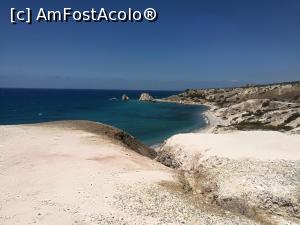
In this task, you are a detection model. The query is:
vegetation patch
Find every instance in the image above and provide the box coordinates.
[284,113,300,124]
[233,121,293,131]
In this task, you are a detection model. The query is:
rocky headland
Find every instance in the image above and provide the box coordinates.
[163,81,300,133]
[139,93,155,101]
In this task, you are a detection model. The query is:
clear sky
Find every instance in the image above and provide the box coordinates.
[0,0,299,90]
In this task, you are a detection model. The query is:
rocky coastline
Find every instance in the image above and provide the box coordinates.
[161,81,300,134]
[1,82,300,225]
[154,81,300,224]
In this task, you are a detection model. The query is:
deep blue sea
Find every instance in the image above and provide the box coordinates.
[0,89,207,145]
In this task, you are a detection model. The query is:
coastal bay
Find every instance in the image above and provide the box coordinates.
[0,89,207,145]
[1,82,300,224]
[2,1,300,224]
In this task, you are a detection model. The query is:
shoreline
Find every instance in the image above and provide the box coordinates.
[159,82,300,135]
[156,99,222,134]
[196,110,220,133]
[150,101,215,149]
[2,83,299,224]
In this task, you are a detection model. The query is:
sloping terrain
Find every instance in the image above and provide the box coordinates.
[0,121,258,225]
[164,81,300,132]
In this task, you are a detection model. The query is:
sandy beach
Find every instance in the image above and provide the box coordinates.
[197,109,223,133]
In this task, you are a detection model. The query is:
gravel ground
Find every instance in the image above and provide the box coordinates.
[156,132,300,224]
[109,183,259,225]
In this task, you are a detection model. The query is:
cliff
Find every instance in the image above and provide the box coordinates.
[157,131,300,224]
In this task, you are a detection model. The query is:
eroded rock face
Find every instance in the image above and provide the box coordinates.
[156,132,300,223]
[122,94,130,101]
[139,93,154,101]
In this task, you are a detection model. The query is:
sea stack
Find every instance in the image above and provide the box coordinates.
[122,94,129,101]
[139,93,154,101]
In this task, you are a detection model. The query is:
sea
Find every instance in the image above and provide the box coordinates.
[0,89,208,145]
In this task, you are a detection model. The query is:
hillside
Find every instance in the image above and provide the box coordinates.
[164,81,300,132]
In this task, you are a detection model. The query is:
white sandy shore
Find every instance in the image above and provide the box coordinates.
[0,122,258,225]
[197,110,224,133]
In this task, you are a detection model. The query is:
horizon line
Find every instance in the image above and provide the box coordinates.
[0,80,299,91]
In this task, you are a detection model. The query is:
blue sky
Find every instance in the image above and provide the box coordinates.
[0,0,300,90]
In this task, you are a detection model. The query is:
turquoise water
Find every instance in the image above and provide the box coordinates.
[0,89,208,145]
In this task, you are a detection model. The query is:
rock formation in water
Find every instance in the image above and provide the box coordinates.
[122,94,130,101]
[139,93,154,101]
